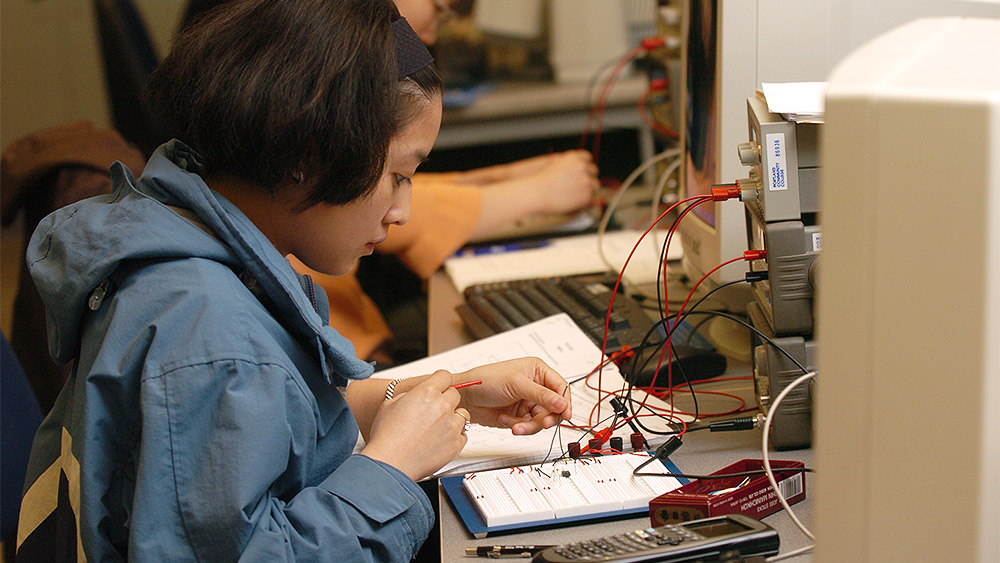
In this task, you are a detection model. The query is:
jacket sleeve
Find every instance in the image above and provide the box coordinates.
[130,358,434,562]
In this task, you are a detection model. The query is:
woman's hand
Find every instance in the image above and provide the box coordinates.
[455,357,573,435]
[360,370,470,481]
[357,358,571,480]
[469,150,599,239]
[527,151,600,215]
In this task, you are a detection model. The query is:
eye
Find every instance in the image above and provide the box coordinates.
[393,174,412,187]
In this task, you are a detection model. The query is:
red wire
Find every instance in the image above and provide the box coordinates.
[633,198,715,422]
[640,388,750,418]
[593,195,713,424]
[638,89,680,139]
[579,46,644,161]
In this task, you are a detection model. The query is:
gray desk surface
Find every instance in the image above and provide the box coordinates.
[434,77,652,153]
[427,272,814,561]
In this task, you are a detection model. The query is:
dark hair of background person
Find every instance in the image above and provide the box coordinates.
[148,0,439,208]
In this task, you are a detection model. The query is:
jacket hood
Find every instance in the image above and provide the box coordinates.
[26,141,373,383]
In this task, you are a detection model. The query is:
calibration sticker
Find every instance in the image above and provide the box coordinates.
[765,132,788,191]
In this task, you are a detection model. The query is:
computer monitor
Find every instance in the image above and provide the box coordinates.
[678,0,836,292]
[814,16,999,562]
[678,0,746,289]
[675,0,836,360]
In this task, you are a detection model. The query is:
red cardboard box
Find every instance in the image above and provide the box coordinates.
[649,459,806,526]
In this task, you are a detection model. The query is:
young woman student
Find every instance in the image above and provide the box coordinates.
[15,1,571,560]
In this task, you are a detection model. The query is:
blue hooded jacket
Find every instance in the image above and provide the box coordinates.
[16,141,434,562]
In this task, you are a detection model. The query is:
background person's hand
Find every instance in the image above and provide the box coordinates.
[524,151,599,215]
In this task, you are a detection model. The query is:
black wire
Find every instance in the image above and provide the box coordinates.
[571,250,802,446]
[620,278,750,430]
[614,332,691,435]
[684,315,713,346]
[540,383,575,466]
[674,424,712,433]
[655,199,709,316]
[630,340,700,420]
[628,197,724,425]
[681,310,811,375]
[610,303,809,438]
[632,276,746,389]
[631,452,665,474]
[585,198,714,437]
[642,282,808,378]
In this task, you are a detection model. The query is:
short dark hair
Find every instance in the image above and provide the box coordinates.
[147,0,440,207]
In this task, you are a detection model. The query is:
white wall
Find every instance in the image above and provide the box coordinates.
[0,0,187,151]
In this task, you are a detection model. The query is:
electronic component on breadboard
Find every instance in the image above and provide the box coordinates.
[462,454,682,528]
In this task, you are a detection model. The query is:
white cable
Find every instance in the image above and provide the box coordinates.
[647,157,683,257]
[762,370,817,556]
[595,147,681,273]
[765,543,815,562]
[647,156,682,228]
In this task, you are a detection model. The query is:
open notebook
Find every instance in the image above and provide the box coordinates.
[363,314,692,478]
[445,229,683,292]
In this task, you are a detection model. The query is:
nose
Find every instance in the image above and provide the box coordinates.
[384,183,412,227]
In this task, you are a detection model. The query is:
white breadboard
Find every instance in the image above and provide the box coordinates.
[462,454,682,528]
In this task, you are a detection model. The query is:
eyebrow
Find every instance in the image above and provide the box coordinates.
[392,146,430,168]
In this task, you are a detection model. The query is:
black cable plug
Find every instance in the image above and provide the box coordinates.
[609,397,629,416]
[709,414,765,432]
[611,397,650,449]
[654,436,683,460]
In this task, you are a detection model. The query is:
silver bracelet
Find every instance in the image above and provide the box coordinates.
[384,377,404,401]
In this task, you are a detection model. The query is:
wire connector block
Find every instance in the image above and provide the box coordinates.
[647,77,670,92]
[640,36,667,51]
[711,185,741,201]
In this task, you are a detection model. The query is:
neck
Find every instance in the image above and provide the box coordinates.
[208,174,298,256]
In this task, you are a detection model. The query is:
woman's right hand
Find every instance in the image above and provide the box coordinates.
[360,370,469,481]
[527,150,599,215]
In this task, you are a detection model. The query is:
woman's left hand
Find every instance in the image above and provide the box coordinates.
[456,357,573,435]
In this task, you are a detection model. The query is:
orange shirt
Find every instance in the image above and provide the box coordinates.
[290,172,481,360]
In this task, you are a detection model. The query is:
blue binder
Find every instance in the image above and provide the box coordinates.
[440,458,687,538]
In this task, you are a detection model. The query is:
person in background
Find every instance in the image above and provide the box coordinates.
[16,1,571,560]
[182,0,600,365]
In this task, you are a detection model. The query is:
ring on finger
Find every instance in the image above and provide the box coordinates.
[457,410,471,434]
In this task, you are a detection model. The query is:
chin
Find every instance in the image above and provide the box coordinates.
[293,255,358,278]
[325,260,358,277]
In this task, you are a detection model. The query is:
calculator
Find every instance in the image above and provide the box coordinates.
[531,514,779,562]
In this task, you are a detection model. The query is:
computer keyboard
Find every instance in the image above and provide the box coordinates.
[455,272,655,353]
[455,272,728,385]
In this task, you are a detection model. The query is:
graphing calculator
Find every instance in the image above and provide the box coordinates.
[531,514,779,562]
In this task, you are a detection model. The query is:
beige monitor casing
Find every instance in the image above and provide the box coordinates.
[816,17,1000,563]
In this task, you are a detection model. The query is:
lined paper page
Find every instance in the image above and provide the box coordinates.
[365,314,691,477]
